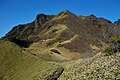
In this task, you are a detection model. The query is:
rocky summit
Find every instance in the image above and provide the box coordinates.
[0,10,120,80]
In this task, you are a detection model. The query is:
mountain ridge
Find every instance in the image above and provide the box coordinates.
[0,10,120,80]
[2,10,120,61]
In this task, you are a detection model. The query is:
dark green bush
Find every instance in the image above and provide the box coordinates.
[103,47,117,56]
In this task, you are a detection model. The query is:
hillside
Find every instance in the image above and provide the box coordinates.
[0,10,120,80]
[0,40,64,80]
[3,10,120,61]
[59,52,120,80]
[0,40,119,80]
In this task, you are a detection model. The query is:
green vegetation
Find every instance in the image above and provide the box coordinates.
[103,35,120,56]
[33,66,64,80]
[0,40,120,80]
[52,13,68,20]
[51,10,69,20]
[103,47,116,56]
[1,10,120,80]
[0,40,62,80]
[108,35,120,43]
[59,52,120,80]
[79,15,86,20]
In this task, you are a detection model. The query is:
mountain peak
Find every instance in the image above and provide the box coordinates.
[60,10,73,15]
[114,19,120,25]
[3,10,119,59]
[62,10,71,13]
[52,10,77,20]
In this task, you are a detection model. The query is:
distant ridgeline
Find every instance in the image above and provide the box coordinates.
[2,10,120,60]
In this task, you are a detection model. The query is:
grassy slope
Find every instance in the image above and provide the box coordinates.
[27,24,81,62]
[0,40,120,80]
[0,41,120,80]
[0,40,63,80]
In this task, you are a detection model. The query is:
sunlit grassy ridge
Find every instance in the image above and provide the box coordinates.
[27,24,81,61]
[0,40,63,80]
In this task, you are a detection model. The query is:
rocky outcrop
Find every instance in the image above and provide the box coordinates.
[3,14,54,47]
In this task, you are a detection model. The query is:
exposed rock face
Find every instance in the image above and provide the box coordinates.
[114,19,120,26]
[113,19,120,36]
[35,14,54,27]
[4,14,54,47]
[3,10,120,60]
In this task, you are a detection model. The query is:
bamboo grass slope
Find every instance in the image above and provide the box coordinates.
[1,10,120,80]
[0,40,63,80]
[0,40,119,80]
